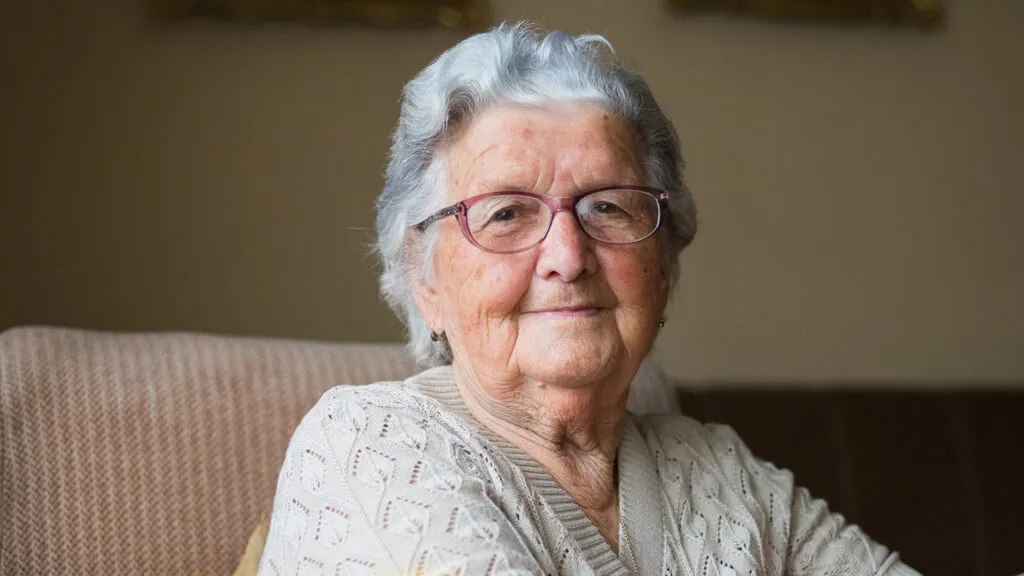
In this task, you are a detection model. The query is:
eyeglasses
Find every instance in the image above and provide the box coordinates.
[413,186,669,254]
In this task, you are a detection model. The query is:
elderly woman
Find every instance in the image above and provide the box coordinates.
[260,24,918,576]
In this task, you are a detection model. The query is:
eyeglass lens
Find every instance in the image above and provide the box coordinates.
[465,189,661,253]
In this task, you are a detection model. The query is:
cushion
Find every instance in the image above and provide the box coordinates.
[0,327,417,575]
[0,326,678,575]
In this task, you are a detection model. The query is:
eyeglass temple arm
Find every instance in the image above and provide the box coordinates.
[414,205,460,232]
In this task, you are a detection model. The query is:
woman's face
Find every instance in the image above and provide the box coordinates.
[414,103,670,391]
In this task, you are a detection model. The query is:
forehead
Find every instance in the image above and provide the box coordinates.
[446,103,643,190]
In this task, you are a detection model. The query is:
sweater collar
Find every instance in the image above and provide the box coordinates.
[409,365,662,575]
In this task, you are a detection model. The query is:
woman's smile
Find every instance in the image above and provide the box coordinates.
[523,306,605,318]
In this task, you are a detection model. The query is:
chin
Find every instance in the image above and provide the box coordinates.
[516,333,620,389]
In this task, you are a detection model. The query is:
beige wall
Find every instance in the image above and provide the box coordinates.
[2,0,1021,383]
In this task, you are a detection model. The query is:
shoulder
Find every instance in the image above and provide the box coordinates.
[292,378,484,469]
[301,365,465,425]
[298,370,462,437]
[262,380,542,574]
[314,378,437,416]
[632,411,796,508]
[286,374,522,503]
[281,381,457,494]
[633,411,770,462]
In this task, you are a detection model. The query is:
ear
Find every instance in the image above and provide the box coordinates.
[412,273,444,335]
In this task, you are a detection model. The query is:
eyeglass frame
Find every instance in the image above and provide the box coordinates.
[412,185,670,254]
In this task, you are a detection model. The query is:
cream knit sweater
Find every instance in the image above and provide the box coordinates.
[259,367,920,576]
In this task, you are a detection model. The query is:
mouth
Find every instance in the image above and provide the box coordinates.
[525,306,605,317]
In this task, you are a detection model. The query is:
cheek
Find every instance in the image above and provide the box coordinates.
[444,247,533,325]
[605,245,666,313]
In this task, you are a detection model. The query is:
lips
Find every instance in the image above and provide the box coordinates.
[520,293,611,315]
[524,305,605,315]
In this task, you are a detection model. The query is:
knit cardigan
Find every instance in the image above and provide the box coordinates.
[259,366,920,576]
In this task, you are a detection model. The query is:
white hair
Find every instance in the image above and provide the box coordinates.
[373,22,698,366]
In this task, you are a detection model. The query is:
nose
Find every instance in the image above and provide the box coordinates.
[535,209,598,282]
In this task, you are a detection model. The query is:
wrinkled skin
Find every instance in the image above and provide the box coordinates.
[412,103,670,548]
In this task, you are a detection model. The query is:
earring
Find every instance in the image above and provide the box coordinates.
[657,318,666,328]
[430,331,447,343]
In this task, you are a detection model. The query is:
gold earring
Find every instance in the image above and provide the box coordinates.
[430,331,447,343]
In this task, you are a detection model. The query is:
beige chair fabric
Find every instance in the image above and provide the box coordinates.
[0,327,418,575]
[0,326,678,575]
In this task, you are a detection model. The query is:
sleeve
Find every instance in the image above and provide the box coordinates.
[786,486,922,576]
[702,423,922,576]
[257,385,542,576]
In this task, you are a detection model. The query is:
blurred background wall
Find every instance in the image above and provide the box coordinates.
[1,0,1021,384]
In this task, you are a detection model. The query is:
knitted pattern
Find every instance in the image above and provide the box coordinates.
[260,367,920,576]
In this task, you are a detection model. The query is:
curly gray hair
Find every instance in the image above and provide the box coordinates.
[374,22,698,367]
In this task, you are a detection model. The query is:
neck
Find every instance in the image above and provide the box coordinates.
[451,362,628,546]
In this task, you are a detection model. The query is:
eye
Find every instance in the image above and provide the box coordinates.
[594,202,620,214]
[492,208,518,222]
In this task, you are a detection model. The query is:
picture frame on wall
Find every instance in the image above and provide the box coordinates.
[668,0,944,26]
[152,0,489,30]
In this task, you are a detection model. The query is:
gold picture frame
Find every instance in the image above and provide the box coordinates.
[668,0,944,26]
[153,0,489,30]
